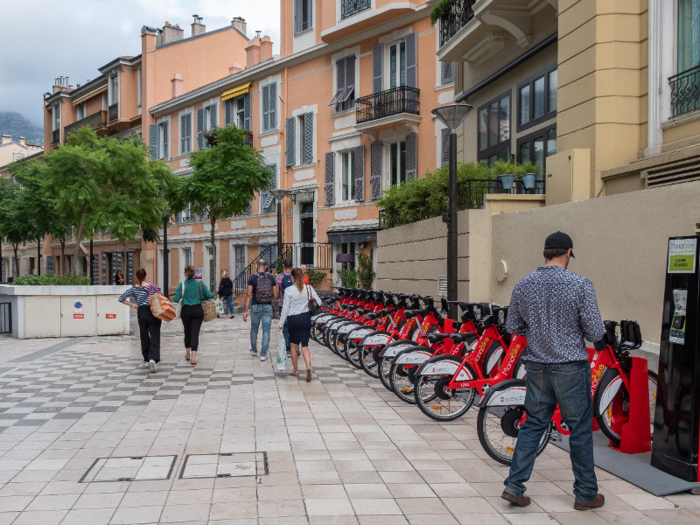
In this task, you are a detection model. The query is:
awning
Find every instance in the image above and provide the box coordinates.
[222,82,252,101]
[327,230,378,244]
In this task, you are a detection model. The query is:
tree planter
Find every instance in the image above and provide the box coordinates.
[520,173,536,190]
[498,174,515,191]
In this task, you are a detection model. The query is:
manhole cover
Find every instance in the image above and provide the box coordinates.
[179,452,268,479]
[79,455,177,483]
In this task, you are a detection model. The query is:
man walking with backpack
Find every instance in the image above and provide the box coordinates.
[276,258,293,357]
[243,259,278,361]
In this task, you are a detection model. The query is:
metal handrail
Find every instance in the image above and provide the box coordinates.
[356,86,420,124]
[280,242,334,270]
[108,103,119,122]
[439,0,476,48]
[341,0,371,19]
[670,64,700,118]
[232,245,274,296]
[65,111,108,138]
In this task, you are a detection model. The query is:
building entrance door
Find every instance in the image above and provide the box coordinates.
[300,203,314,267]
[234,246,245,280]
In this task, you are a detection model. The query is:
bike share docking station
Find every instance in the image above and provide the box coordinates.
[652,236,700,482]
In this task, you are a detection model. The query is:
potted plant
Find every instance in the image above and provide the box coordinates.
[491,159,518,191]
[516,161,539,191]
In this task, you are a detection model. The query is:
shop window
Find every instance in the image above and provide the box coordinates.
[477,91,511,166]
[517,63,557,132]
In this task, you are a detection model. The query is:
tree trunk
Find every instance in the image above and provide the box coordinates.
[210,214,216,292]
[60,239,66,276]
[123,241,128,285]
[12,244,19,279]
[70,204,89,275]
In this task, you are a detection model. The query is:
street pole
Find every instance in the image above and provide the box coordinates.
[446,131,458,321]
[37,238,41,276]
[0,238,3,283]
[163,216,169,297]
[277,199,282,265]
[89,239,93,284]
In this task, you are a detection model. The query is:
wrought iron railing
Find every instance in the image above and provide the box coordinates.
[51,129,60,145]
[439,0,476,48]
[64,111,108,138]
[108,103,119,122]
[232,245,274,297]
[280,243,334,270]
[670,65,700,118]
[356,86,420,124]
[341,0,371,19]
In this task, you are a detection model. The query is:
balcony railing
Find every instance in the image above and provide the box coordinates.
[280,242,334,270]
[356,86,420,124]
[438,0,476,48]
[670,65,700,118]
[51,129,60,145]
[64,111,108,138]
[108,103,119,122]
[341,0,371,19]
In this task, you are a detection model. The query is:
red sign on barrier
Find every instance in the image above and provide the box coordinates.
[106,314,116,319]
[74,314,84,319]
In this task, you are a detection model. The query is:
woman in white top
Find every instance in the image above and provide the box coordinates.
[279,268,322,381]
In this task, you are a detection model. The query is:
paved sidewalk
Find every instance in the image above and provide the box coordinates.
[0,316,697,525]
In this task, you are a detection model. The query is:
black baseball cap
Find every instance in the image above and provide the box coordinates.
[544,231,575,258]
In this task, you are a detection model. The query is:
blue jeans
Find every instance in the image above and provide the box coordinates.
[283,319,290,354]
[250,304,273,356]
[222,295,234,315]
[505,360,598,503]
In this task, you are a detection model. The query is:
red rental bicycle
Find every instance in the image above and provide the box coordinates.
[475,319,659,465]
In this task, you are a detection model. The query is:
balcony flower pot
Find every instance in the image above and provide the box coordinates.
[520,173,536,190]
[498,173,515,191]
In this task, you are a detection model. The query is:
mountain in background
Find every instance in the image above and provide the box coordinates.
[0,112,43,145]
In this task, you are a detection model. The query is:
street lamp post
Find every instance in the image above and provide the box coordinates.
[431,104,473,320]
[270,189,290,265]
[163,216,169,297]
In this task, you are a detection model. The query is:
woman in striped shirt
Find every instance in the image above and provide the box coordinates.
[118,268,163,373]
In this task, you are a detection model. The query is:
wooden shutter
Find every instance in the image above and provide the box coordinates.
[406,133,418,180]
[269,83,277,130]
[354,145,365,201]
[243,93,251,131]
[441,128,450,167]
[209,104,217,129]
[261,163,277,213]
[149,124,158,160]
[372,44,384,93]
[225,99,232,126]
[370,141,383,200]
[324,151,335,206]
[294,0,301,34]
[162,121,169,159]
[286,116,295,166]
[441,61,454,85]
[197,108,204,149]
[344,55,356,100]
[303,112,313,164]
[181,113,192,154]
[262,85,270,132]
[405,32,418,88]
[329,57,346,106]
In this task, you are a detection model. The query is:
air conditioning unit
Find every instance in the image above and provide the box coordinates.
[437,275,447,297]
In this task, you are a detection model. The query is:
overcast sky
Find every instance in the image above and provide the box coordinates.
[0,0,281,130]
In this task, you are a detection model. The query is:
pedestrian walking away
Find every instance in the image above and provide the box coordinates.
[174,265,213,365]
[118,268,162,373]
[218,269,235,319]
[279,268,322,382]
[276,258,294,357]
[502,231,606,511]
[243,259,278,360]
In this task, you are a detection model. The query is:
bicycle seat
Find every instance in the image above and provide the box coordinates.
[366,313,378,320]
[427,333,451,344]
[358,309,372,315]
[453,321,463,330]
[403,310,418,318]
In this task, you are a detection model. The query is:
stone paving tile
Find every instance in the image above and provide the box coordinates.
[0,317,696,524]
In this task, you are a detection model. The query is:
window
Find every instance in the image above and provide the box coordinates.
[261,83,278,132]
[52,104,60,131]
[517,64,557,132]
[329,56,356,112]
[390,141,407,186]
[477,91,511,166]
[517,124,556,189]
[235,97,245,128]
[76,102,86,120]
[441,61,454,85]
[294,0,313,34]
[678,0,700,73]
[110,74,119,105]
[389,41,406,88]
[46,256,55,274]
[177,205,194,223]
[340,243,356,271]
[182,248,192,267]
[341,150,356,201]
[158,121,169,160]
[180,113,192,155]
[138,68,142,106]
[197,103,217,149]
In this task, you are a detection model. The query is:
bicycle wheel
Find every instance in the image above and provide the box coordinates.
[378,357,393,392]
[360,345,380,378]
[389,362,419,404]
[594,368,658,446]
[345,339,364,369]
[482,341,505,378]
[477,405,551,466]
[414,362,477,421]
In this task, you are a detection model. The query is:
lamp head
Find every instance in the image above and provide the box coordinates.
[431,103,473,132]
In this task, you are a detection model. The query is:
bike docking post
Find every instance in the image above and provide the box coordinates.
[610,356,652,454]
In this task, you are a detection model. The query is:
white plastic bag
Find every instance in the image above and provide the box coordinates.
[276,330,287,373]
[215,298,224,315]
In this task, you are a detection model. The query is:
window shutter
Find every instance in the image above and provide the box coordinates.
[406,133,418,180]
[243,202,251,215]
[329,57,346,106]
[197,108,204,149]
[286,116,296,166]
[262,85,270,132]
[209,104,217,129]
[372,44,384,93]
[162,121,169,160]
[441,128,450,167]
[180,115,187,154]
[149,124,158,160]
[324,151,335,206]
[294,0,301,34]
[243,93,251,131]
[225,99,232,126]
[370,141,382,200]
[441,61,454,85]
[303,112,313,164]
[261,163,277,213]
[354,145,365,201]
[405,32,418,88]
[269,83,277,130]
[344,55,356,99]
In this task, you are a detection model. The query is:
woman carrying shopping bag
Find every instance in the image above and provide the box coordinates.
[118,268,163,373]
[278,268,322,382]
[173,265,213,365]
[218,270,235,319]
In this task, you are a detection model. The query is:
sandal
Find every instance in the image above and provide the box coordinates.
[191,352,197,366]
[185,350,191,361]
[290,370,299,377]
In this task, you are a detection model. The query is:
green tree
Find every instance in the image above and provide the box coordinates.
[179,126,273,286]
[0,179,37,277]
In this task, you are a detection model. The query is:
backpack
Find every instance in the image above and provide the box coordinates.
[281,273,293,293]
[254,272,274,304]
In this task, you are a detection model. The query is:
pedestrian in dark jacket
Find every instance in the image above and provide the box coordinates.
[218,270,234,319]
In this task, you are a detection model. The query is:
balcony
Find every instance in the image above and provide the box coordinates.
[321,1,414,43]
[341,0,371,19]
[51,130,60,145]
[438,0,476,48]
[108,103,119,122]
[64,111,108,139]
[670,65,700,119]
[355,86,421,132]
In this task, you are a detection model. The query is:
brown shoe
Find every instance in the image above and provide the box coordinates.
[574,494,605,511]
[306,369,312,382]
[501,490,531,507]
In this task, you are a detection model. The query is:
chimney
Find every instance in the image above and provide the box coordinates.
[261,36,273,62]
[171,73,183,99]
[231,17,246,36]
[191,15,205,37]
[229,62,243,75]
[245,36,262,68]
[1,135,11,145]
[162,21,184,44]
[19,136,26,146]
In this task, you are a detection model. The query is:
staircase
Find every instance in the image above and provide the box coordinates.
[231,245,276,304]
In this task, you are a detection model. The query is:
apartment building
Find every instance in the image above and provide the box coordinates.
[40,17,250,283]
[149,0,456,294]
